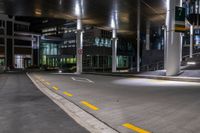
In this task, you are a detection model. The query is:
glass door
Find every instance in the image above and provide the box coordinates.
[24,58,31,68]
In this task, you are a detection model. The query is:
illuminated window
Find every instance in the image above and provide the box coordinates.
[100,38,104,46]
[95,37,100,46]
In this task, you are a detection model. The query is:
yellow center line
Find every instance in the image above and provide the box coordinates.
[45,82,51,85]
[80,101,99,111]
[52,86,59,91]
[63,91,73,97]
[122,123,151,133]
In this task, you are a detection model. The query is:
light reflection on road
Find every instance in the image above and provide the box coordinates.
[112,78,200,87]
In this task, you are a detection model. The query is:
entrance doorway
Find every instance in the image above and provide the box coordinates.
[15,55,31,69]
[0,57,5,66]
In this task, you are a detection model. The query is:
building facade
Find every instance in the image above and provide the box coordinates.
[39,21,135,72]
[0,15,40,69]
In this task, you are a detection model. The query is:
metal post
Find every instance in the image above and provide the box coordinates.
[180,33,183,62]
[37,36,40,67]
[12,17,14,68]
[76,18,83,74]
[137,0,141,72]
[164,25,167,70]
[180,0,183,62]
[4,20,7,69]
[31,35,34,66]
[112,29,117,72]
[165,0,181,76]
[190,25,193,58]
[146,21,150,50]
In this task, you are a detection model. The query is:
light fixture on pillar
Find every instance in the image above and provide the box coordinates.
[75,0,84,18]
[59,0,62,5]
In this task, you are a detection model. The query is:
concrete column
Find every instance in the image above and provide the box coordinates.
[137,0,141,72]
[112,29,117,72]
[146,21,150,50]
[165,0,181,76]
[76,18,83,74]
[164,25,168,70]
[190,25,193,58]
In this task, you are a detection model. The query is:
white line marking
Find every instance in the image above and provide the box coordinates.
[71,77,94,83]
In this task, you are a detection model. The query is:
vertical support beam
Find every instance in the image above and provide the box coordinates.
[190,25,193,58]
[112,29,117,72]
[137,0,141,72]
[97,55,99,68]
[164,25,167,70]
[180,0,183,62]
[180,33,183,62]
[4,20,7,68]
[76,18,83,74]
[12,17,14,68]
[165,0,181,76]
[146,21,150,50]
[31,35,34,66]
[37,36,40,66]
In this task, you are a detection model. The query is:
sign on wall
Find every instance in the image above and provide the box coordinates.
[175,6,186,32]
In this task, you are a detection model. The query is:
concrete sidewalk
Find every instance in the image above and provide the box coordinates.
[0,73,89,133]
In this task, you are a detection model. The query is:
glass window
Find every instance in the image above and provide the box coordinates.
[117,56,129,68]
[0,58,5,65]
[95,37,100,46]
[100,38,104,46]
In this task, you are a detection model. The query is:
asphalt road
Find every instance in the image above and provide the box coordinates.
[0,72,89,133]
[31,72,200,133]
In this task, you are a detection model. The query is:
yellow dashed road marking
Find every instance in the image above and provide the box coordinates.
[45,82,51,85]
[148,79,166,83]
[81,101,99,111]
[52,86,59,91]
[63,91,73,97]
[122,123,151,133]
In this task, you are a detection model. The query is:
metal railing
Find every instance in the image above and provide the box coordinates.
[130,51,200,73]
[182,52,200,61]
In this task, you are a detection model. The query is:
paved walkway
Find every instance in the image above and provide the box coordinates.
[0,73,89,133]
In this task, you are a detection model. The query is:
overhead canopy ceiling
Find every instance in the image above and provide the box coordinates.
[0,0,167,37]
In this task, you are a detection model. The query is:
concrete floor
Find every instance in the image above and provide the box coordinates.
[0,73,89,133]
[31,72,200,133]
